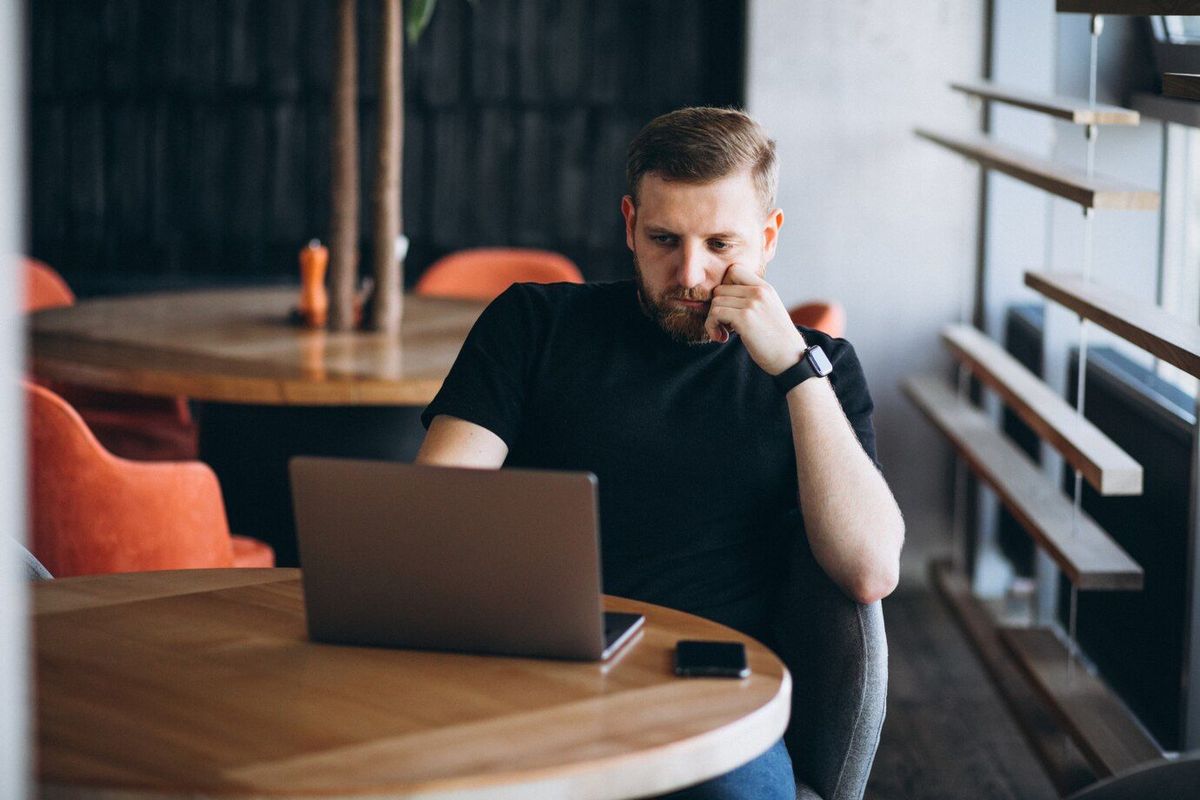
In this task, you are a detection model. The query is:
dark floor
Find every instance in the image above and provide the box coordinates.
[865,584,1059,800]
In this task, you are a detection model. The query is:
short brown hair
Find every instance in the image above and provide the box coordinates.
[625,107,778,213]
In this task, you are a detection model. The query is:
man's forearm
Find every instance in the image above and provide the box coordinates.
[786,377,904,604]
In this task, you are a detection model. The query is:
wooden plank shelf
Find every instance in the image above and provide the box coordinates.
[950,80,1139,125]
[914,129,1160,211]
[930,560,1097,796]
[904,376,1143,590]
[942,323,1143,496]
[1058,1,1200,13]
[1025,271,1200,378]
[1164,73,1200,103]
[998,626,1163,778]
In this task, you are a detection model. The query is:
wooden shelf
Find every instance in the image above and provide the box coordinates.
[999,626,1163,778]
[942,324,1142,496]
[1132,92,1200,130]
[1058,1,1200,13]
[914,129,1160,211]
[904,376,1143,590]
[1164,73,1200,103]
[950,80,1139,125]
[1025,272,1200,378]
[930,560,1097,797]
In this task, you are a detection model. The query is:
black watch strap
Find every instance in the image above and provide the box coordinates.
[772,344,832,394]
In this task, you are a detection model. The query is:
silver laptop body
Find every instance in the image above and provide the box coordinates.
[289,457,642,661]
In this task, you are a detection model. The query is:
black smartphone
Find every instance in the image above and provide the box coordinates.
[674,640,750,678]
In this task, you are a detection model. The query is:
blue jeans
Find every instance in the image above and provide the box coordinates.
[655,738,795,799]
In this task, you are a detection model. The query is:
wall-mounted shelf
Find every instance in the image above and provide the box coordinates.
[950,80,1139,125]
[904,376,1143,590]
[942,324,1143,496]
[914,129,1160,211]
[930,561,1100,796]
[1131,92,1200,130]
[999,626,1164,777]
[1025,271,1200,378]
[1057,1,1200,13]
[1164,74,1200,103]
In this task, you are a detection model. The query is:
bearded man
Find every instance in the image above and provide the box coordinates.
[417,106,904,799]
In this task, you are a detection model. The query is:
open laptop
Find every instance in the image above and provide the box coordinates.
[289,457,644,661]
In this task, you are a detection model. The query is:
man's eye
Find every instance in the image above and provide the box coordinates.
[709,240,731,251]
[651,235,676,245]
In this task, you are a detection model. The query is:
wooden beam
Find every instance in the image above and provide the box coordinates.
[942,324,1143,496]
[929,561,1098,796]
[1164,74,1200,103]
[915,129,1159,211]
[950,80,1139,125]
[1058,1,1200,13]
[1025,272,1200,378]
[904,376,1143,590]
[999,627,1163,778]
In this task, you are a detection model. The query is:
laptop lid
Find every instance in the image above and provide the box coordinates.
[289,457,620,661]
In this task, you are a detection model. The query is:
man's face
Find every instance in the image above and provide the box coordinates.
[622,170,783,344]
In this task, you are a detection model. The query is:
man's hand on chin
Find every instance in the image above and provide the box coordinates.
[705,263,807,376]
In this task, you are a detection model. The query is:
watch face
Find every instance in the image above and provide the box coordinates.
[807,345,833,376]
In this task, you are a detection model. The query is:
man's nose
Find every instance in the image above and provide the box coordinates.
[676,241,712,289]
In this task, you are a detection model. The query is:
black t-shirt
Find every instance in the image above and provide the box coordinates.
[422,280,877,627]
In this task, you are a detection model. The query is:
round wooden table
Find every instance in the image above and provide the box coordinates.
[29,288,487,406]
[34,569,792,800]
[29,289,488,565]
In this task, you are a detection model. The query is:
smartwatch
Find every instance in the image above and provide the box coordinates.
[772,344,832,394]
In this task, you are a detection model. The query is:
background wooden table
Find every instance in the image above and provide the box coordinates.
[29,289,488,565]
[34,569,791,800]
[29,288,486,406]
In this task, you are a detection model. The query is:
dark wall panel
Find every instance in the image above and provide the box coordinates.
[30,0,746,296]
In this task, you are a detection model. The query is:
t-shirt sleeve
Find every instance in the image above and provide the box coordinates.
[822,335,880,470]
[420,285,544,447]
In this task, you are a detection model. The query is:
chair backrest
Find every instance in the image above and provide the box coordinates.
[26,381,235,577]
[1065,751,1200,800]
[789,301,846,339]
[13,538,53,581]
[772,527,887,799]
[414,248,584,302]
[24,257,75,312]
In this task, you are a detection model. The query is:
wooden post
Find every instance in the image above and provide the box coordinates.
[329,0,359,332]
[369,0,403,332]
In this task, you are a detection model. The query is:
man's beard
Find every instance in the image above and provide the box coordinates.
[632,251,713,345]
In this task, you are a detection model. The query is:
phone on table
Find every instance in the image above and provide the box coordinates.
[674,640,750,678]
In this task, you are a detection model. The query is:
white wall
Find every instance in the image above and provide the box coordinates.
[747,1,985,570]
[1,0,29,795]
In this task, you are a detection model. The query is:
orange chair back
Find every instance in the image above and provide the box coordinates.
[789,301,846,339]
[415,248,584,302]
[24,257,75,312]
[27,381,236,577]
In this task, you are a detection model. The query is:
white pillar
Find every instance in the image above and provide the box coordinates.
[0,0,30,796]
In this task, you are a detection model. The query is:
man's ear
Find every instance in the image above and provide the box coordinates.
[621,195,637,251]
[762,208,785,264]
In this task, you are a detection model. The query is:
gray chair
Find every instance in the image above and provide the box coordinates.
[14,538,52,581]
[771,530,888,800]
[1064,752,1200,800]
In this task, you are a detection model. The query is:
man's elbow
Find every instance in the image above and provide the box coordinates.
[849,565,899,605]
[849,521,904,604]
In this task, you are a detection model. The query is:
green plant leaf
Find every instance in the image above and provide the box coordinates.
[406,0,437,44]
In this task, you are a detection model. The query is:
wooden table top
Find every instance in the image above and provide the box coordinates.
[34,569,791,800]
[29,288,487,406]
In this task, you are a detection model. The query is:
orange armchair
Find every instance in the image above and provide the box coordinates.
[24,257,75,311]
[27,381,274,577]
[788,301,846,339]
[23,257,198,461]
[415,247,584,302]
